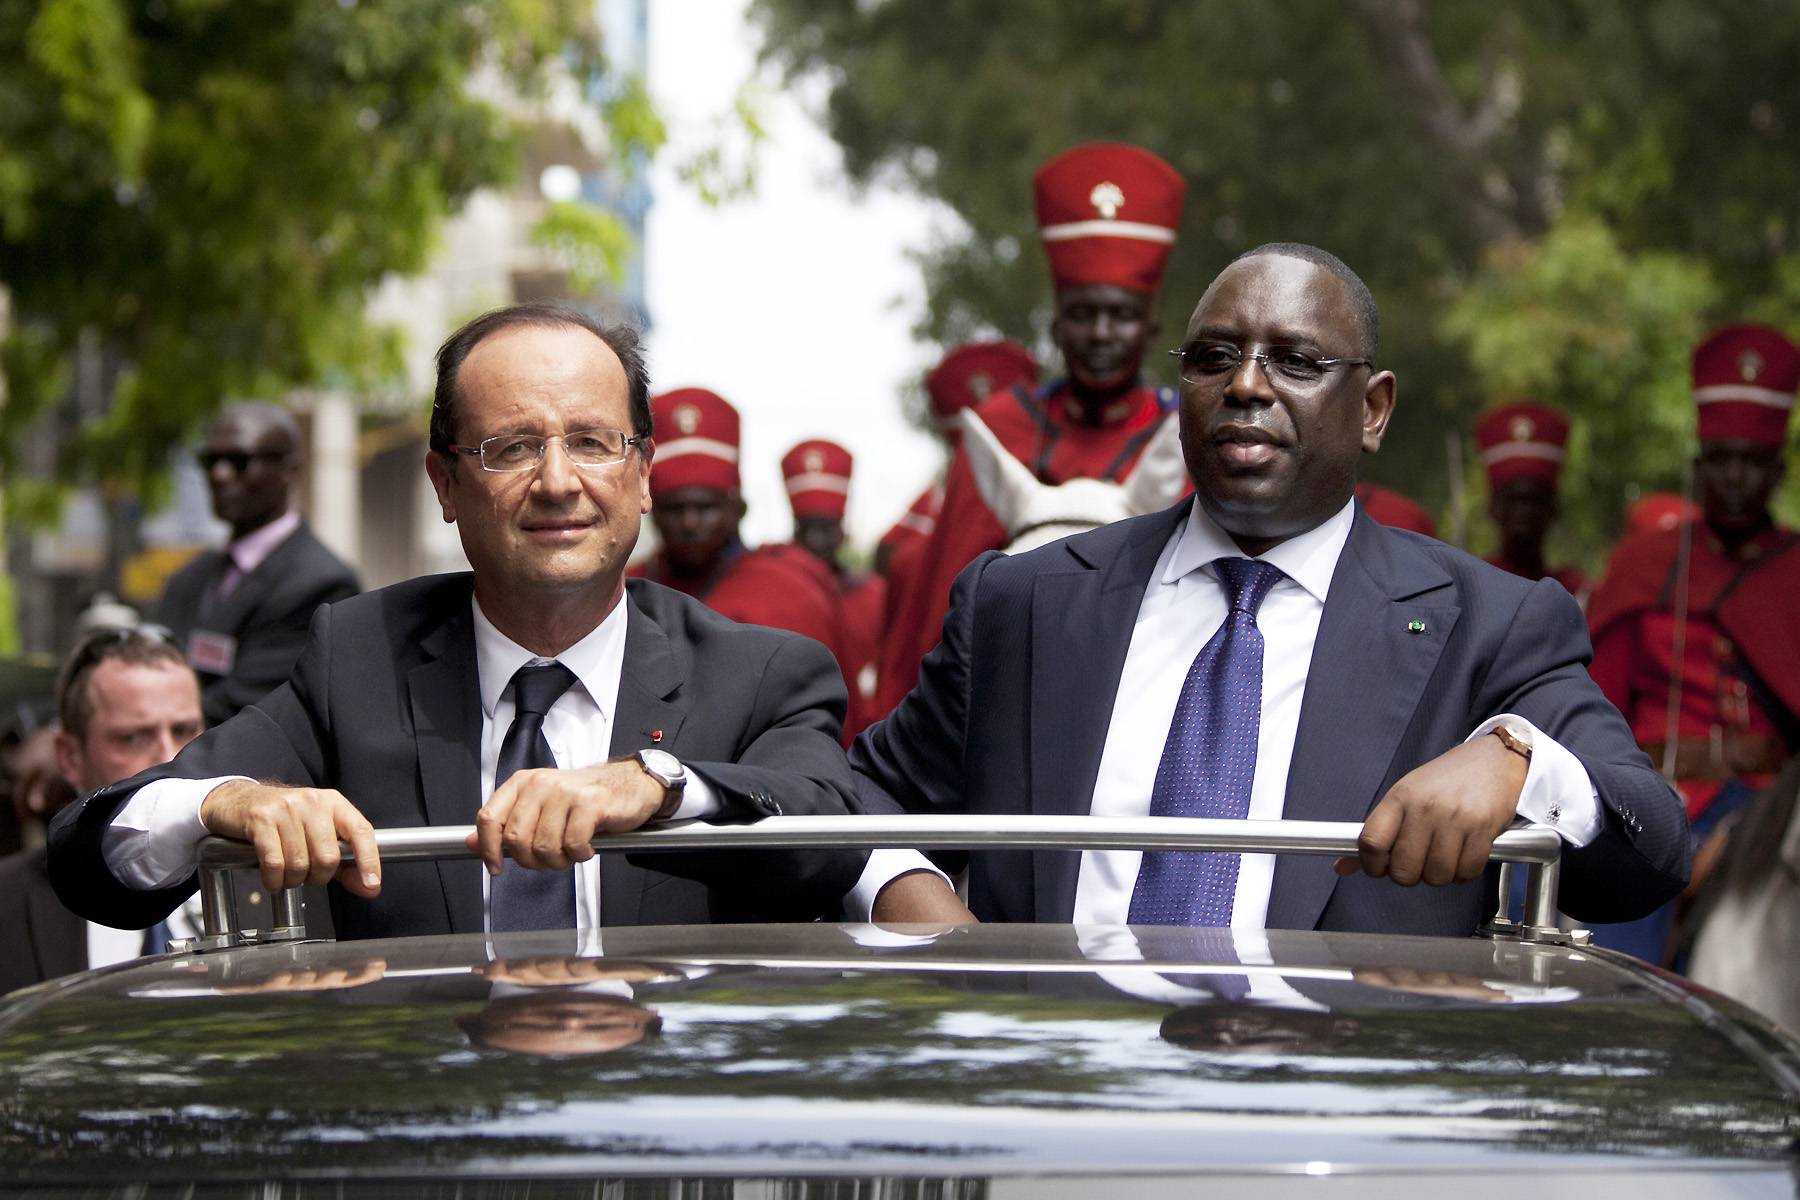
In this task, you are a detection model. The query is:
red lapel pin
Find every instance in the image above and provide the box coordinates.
[650,729,664,743]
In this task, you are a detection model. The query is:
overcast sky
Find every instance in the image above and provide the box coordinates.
[643,0,955,549]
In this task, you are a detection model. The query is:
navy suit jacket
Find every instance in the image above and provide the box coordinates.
[156,521,360,727]
[52,575,864,938]
[852,500,1688,935]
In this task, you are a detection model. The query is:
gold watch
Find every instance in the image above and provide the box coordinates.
[1491,725,1533,763]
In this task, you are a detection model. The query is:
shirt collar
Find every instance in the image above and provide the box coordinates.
[226,509,300,572]
[1161,496,1355,605]
[471,593,630,721]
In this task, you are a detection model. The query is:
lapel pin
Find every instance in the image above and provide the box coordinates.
[1406,619,1427,635]
[650,729,664,743]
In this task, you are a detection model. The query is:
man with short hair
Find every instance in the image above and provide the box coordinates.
[0,627,203,991]
[876,143,1185,715]
[858,243,1687,934]
[50,305,863,939]
[157,402,360,726]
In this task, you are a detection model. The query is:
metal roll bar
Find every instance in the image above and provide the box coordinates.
[181,815,1574,953]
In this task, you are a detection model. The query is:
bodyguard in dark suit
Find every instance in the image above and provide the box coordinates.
[157,402,360,727]
[856,243,1688,934]
[52,306,861,938]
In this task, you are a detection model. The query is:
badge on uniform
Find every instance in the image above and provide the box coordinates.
[187,629,237,675]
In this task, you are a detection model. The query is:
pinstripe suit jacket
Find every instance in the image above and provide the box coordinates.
[851,499,1688,935]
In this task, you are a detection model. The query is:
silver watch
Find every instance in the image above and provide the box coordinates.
[635,748,687,819]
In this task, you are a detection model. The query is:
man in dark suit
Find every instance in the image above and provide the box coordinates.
[51,305,861,938]
[855,243,1688,935]
[157,402,360,727]
[1,627,203,992]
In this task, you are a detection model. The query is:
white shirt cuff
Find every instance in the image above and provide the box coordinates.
[668,772,723,821]
[845,849,953,921]
[102,776,250,889]
[1466,715,1602,848]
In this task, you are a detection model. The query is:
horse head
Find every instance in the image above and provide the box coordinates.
[959,406,1189,554]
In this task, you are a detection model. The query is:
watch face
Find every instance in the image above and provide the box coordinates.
[639,748,683,783]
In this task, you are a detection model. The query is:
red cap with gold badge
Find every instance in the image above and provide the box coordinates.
[925,341,1040,421]
[781,439,853,521]
[1692,324,1800,446]
[1475,403,1571,491]
[650,388,739,496]
[1033,142,1185,296]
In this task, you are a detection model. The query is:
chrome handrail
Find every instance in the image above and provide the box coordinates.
[186,815,1571,951]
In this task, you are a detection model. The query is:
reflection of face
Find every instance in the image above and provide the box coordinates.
[425,325,651,622]
[464,992,662,1056]
[1695,438,1783,538]
[1177,254,1395,555]
[793,515,845,567]
[55,660,203,792]
[651,485,744,573]
[1490,477,1557,551]
[1052,283,1158,394]
[203,414,296,536]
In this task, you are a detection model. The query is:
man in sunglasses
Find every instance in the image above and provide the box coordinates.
[157,402,360,727]
[51,305,863,940]
[857,243,1688,935]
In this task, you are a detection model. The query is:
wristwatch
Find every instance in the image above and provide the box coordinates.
[1491,725,1533,763]
[635,748,687,819]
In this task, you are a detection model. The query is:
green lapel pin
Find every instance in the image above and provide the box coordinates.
[1406,619,1427,635]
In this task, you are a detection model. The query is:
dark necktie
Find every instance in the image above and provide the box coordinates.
[140,919,172,957]
[490,661,579,932]
[1128,557,1285,927]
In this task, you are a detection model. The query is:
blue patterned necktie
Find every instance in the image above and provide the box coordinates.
[490,661,579,932]
[1128,557,1285,927]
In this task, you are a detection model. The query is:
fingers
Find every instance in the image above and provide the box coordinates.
[336,801,382,897]
[477,765,656,875]
[474,781,519,876]
[1355,796,1402,879]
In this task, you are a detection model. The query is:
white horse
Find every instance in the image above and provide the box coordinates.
[958,407,1190,553]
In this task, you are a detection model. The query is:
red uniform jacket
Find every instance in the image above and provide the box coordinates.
[874,379,1177,716]
[1588,523,1800,816]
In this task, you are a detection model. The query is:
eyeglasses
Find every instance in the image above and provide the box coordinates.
[447,429,645,473]
[197,449,290,474]
[1169,342,1375,389]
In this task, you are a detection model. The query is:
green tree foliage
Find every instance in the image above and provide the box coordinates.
[751,0,1800,563]
[0,0,660,513]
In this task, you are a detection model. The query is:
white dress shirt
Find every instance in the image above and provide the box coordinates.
[1072,498,1602,928]
[104,595,722,934]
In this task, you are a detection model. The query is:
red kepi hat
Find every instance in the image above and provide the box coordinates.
[925,341,1040,422]
[650,388,739,496]
[1475,403,1571,491]
[782,439,853,521]
[1692,324,1800,446]
[1034,142,1185,296]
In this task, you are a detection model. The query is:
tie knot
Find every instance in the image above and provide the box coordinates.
[509,661,577,717]
[1213,557,1284,615]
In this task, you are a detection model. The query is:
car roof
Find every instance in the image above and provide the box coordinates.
[1,922,1796,1192]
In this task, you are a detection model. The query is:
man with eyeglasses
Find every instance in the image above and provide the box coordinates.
[857,242,1687,935]
[875,143,1186,720]
[156,402,360,727]
[1,627,203,991]
[1587,325,1800,961]
[50,304,863,940]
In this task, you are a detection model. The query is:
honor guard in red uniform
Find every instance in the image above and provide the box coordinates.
[1475,402,1588,601]
[1588,325,1800,959]
[783,438,885,740]
[631,389,846,675]
[875,340,1041,579]
[1352,481,1439,537]
[875,142,1186,715]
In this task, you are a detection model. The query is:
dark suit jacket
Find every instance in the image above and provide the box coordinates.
[51,575,863,937]
[0,846,85,992]
[156,521,361,726]
[852,500,1689,935]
